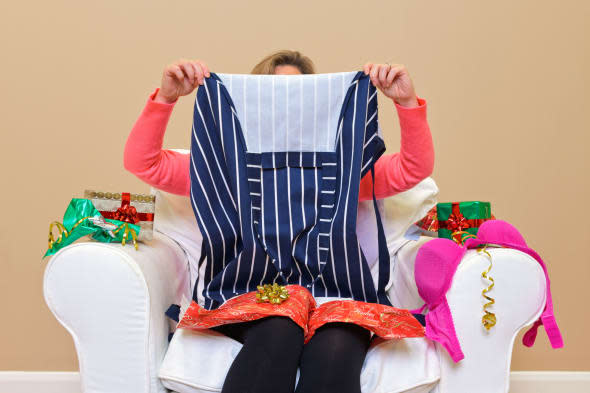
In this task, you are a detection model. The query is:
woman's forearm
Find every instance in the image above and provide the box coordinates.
[358,96,434,201]
[123,87,191,196]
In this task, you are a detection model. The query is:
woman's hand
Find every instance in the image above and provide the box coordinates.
[154,59,211,104]
[363,63,418,108]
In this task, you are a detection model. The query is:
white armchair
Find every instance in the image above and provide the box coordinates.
[43,173,547,393]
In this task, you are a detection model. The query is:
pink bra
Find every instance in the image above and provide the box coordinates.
[411,219,563,362]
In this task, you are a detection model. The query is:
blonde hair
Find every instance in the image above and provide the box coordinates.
[250,50,316,75]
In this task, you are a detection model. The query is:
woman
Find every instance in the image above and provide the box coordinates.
[124,50,434,393]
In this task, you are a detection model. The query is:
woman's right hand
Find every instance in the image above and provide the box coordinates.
[154,59,211,104]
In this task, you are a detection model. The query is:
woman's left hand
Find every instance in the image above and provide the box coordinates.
[363,63,419,108]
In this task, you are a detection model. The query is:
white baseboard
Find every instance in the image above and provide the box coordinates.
[0,372,80,393]
[509,371,590,393]
[0,371,588,392]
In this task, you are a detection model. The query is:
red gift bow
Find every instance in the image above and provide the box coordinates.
[444,211,470,232]
[438,203,491,242]
[112,204,140,224]
[99,192,154,224]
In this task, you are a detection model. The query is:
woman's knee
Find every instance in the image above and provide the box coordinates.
[243,316,305,355]
[295,323,371,393]
[308,322,371,355]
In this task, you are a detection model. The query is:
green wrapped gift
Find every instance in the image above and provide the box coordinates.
[43,198,141,258]
[437,201,494,244]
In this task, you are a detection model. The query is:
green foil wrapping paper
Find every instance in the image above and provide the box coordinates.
[43,198,141,258]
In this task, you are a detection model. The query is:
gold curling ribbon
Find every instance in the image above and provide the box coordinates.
[450,230,477,245]
[48,216,139,251]
[256,283,290,304]
[48,216,94,250]
[111,222,139,250]
[477,244,496,330]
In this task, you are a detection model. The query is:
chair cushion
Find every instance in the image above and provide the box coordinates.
[159,328,440,393]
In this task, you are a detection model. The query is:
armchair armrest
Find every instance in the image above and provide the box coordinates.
[43,231,190,393]
[437,247,546,393]
[387,237,547,393]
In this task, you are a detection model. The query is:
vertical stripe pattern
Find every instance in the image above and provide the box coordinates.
[189,71,390,310]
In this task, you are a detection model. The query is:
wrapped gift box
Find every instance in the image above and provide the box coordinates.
[437,201,493,243]
[414,206,438,236]
[414,201,495,244]
[84,190,155,241]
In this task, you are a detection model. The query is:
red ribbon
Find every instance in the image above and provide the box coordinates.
[99,192,154,224]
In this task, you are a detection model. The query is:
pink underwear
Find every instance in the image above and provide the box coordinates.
[412,219,563,362]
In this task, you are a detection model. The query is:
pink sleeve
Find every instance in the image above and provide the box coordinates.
[123,87,191,196]
[358,96,434,201]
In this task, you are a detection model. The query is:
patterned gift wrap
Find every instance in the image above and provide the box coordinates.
[414,205,439,236]
[177,285,425,343]
[306,300,425,343]
[437,201,493,243]
[177,285,316,337]
[84,190,155,241]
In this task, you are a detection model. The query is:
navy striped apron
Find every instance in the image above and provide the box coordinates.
[188,71,393,310]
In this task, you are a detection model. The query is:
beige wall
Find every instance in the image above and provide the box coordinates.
[1,0,588,371]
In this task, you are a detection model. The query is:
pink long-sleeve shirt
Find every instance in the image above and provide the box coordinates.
[124,86,434,201]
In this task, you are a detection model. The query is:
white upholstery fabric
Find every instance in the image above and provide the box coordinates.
[438,248,547,393]
[159,329,242,392]
[150,176,203,302]
[43,233,189,393]
[387,236,433,310]
[361,338,440,393]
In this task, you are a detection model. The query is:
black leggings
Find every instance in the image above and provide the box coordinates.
[210,316,372,393]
